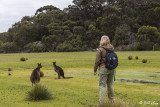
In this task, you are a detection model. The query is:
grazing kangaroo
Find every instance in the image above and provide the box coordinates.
[30,63,42,86]
[52,62,65,79]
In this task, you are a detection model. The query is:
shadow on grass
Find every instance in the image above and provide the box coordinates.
[96,99,131,107]
[64,77,73,79]
[94,100,132,107]
[54,77,73,79]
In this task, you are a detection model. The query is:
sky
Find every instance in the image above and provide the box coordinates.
[0,0,73,33]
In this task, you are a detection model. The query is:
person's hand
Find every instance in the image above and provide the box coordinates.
[94,72,97,75]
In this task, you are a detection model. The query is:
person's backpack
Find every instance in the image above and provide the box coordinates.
[105,50,118,70]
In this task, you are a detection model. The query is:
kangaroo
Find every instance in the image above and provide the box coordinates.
[30,63,42,86]
[52,62,65,79]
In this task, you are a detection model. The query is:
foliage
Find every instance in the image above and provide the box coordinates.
[100,14,121,41]
[0,0,160,52]
[26,84,53,101]
[20,57,26,62]
[40,71,44,77]
[1,42,16,53]
[128,56,132,60]
[142,59,147,63]
[137,25,160,43]
[135,56,138,60]
[113,24,131,46]
[35,5,60,15]
[135,41,153,51]
[31,41,45,52]
[56,34,86,52]
[42,35,57,51]
[136,25,160,50]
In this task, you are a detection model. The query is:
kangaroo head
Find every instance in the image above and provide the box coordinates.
[52,62,56,65]
[37,63,42,68]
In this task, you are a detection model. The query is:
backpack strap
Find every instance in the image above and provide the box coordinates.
[98,48,104,63]
[100,47,107,62]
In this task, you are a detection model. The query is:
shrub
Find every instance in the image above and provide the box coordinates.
[40,71,44,77]
[128,56,132,60]
[20,57,26,61]
[135,41,153,51]
[32,41,45,52]
[56,42,73,52]
[8,73,11,76]
[1,42,16,53]
[142,59,147,63]
[24,42,45,52]
[135,56,138,60]
[8,68,12,71]
[26,84,53,101]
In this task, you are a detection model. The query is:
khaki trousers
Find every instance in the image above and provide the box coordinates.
[99,66,115,103]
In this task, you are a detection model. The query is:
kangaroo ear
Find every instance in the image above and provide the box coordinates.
[40,63,41,64]
[37,63,39,65]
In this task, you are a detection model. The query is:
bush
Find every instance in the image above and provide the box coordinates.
[142,59,147,63]
[8,73,11,76]
[137,25,160,43]
[26,84,53,101]
[20,57,26,61]
[32,41,45,52]
[1,42,16,53]
[135,56,138,60]
[8,68,12,71]
[128,56,132,60]
[135,41,153,51]
[40,71,44,77]
[24,42,45,52]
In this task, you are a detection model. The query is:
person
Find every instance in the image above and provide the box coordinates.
[94,35,115,104]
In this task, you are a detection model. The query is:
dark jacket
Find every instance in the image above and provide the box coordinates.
[94,44,114,72]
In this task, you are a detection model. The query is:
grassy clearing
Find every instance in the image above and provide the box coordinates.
[0,51,160,107]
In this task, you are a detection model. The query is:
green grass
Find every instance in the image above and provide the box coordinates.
[0,51,160,107]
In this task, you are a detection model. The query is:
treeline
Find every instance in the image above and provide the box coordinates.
[0,0,160,53]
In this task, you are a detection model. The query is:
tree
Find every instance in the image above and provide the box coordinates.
[42,35,57,51]
[137,25,160,50]
[136,1,160,28]
[35,5,60,15]
[137,25,160,43]
[13,17,38,49]
[100,14,121,41]
[72,0,106,19]
[0,32,8,42]
[113,24,131,46]
[1,42,16,53]
[56,34,85,52]
[73,26,85,35]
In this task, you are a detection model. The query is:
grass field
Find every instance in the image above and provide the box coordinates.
[0,51,160,107]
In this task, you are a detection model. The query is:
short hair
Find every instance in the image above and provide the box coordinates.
[100,35,110,46]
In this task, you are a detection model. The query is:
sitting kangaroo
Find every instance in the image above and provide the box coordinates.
[52,62,65,79]
[30,63,42,86]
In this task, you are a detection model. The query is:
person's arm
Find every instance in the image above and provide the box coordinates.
[94,49,101,75]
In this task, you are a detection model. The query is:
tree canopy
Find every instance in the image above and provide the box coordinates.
[0,0,160,52]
